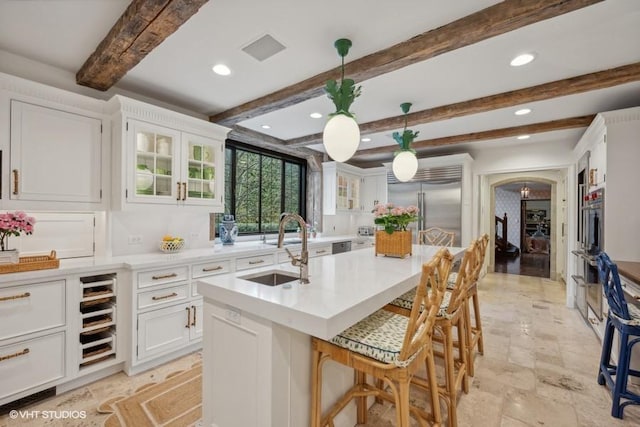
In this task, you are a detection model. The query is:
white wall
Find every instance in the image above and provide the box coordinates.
[472,139,574,295]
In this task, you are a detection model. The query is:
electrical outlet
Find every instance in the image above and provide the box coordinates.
[225,307,241,324]
[128,235,143,245]
[190,232,199,239]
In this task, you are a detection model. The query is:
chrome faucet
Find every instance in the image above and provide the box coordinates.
[278,213,309,284]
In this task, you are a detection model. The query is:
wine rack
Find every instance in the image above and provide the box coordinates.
[79,273,117,369]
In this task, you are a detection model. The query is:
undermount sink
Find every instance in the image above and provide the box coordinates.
[240,269,299,286]
[265,239,302,246]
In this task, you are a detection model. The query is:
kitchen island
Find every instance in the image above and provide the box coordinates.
[197,244,464,427]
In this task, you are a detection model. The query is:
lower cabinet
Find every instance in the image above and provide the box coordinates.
[137,303,193,361]
[0,332,65,402]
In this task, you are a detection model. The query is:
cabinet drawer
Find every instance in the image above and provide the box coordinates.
[0,332,65,400]
[0,280,65,341]
[137,266,189,289]
[310,245,332,257]
[235,254,275,271]
[138,285,190,311]
[192,259,231,279]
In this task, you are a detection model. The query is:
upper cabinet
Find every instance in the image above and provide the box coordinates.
[108,95,229,211]
[323,162,386,215]
[573,107,640,261]
[0,73,108,211]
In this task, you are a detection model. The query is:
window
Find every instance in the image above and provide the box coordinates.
[223,141,306,235]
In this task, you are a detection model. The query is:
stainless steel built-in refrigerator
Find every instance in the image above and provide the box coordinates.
[387,167,462,246]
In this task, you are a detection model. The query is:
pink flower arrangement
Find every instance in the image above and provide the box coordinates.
[0,211,36,251]
[373,203,419,234]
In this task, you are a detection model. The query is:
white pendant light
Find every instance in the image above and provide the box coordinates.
[323,114,360,162]
[392,150,418,182]
[322,39,362,163]
[391,102,419,182]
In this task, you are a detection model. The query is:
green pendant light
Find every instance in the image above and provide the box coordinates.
[322,39,362,162]
[392,102,419,182]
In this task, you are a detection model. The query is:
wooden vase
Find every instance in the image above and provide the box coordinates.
[375,230,412,258]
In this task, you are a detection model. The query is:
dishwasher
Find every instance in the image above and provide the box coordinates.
[331,241,352,254]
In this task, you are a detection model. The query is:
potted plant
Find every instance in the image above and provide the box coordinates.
[372,203,419,258]
[0,211,36,264]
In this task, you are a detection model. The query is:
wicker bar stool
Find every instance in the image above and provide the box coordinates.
[419,227,455,247]
[311,249,453,427]
[458,233,489,377]
[596,252,640,418]
[385,241,477,427]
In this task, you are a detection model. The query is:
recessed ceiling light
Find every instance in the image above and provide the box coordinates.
[212,64,231,76]
[361,137,371,142]
[510,53,535,67]
[309,112,322,119]
[515,108,532,116]
[517,135,531,140]
[261,124,271,129]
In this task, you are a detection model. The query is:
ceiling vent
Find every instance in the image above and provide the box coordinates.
[242,34,286,61]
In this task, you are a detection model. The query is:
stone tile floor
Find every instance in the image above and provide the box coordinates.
[1,272,640,426]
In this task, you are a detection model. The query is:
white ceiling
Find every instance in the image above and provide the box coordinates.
[1,0,639,165]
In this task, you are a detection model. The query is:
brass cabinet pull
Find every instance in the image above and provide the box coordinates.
[589,317,598,325]
[248,259,264,265]
[191,305,197,327]
[176,182,182,201]
[12,169,19,195]
[0,292,31,302]
[202,266,223,272]
[185,306,191,328]
[152,292,178,301]
[182,183,187,201]
[151,273,178,280]
[0,348,29,362]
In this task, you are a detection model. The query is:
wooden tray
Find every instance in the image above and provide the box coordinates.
[0,251,59,274]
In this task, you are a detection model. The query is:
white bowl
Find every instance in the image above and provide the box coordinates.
[136,170,153,191]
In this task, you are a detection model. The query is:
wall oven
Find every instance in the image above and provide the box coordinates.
[583,188,604,320]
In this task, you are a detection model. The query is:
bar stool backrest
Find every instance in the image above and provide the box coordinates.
[398,247,453,364]
[597,252,630,321]
[418,227,455,247]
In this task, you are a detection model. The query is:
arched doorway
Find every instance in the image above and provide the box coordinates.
[494,181,552,278]
[483,170,566,282]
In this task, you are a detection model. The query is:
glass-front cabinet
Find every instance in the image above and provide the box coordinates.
[182,132,223,206]
[133,122,179,200]
[128,120,223,209]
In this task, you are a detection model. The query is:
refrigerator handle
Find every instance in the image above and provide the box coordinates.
[421,191,427,230]
[417,192,423,230]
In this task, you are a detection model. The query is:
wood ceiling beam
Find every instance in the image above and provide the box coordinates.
[353,115,595,158]
[209,0,603,126]
[228,126,320,161]
[76,0,209,91]
[287,62,640,147]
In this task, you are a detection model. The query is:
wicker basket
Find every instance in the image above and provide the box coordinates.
[159,240,185,253]
[375,230,412,258]
[0,250,59,274]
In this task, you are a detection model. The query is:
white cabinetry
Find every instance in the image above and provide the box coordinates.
[108,95,229,211]
[130,263,202,372]
[574,107,640,261]
[0,279,66,405]
[323,162,387,215]
[361,170,388,211]
[0,73,108,210]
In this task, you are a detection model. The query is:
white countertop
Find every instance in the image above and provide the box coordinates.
[196,245,465,340]
[0,235,360,285]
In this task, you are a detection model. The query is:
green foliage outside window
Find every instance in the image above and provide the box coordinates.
[219,142,306,235]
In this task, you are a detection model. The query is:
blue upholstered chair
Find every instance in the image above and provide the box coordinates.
[596,252,640,418]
